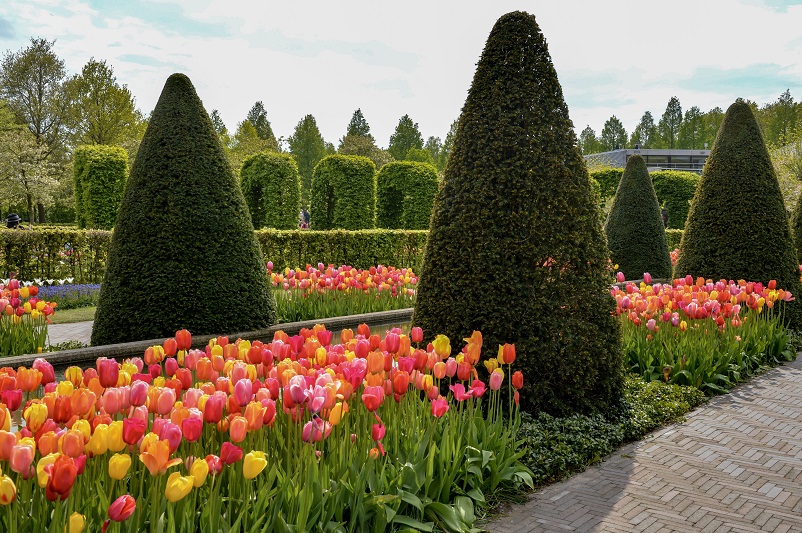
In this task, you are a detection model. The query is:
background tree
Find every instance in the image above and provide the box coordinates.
[63,58,141,146]
[762,90,797,146]
[345,108,372,139]
[579,125,602,155]
[91,73,276,345]
[209,109,231,149]
[288,114,328,207]
[338,133,392,170]
[405,147,435,165]
[629,111,657,148]
[657,96,683,149]
[438,119,458,170]
[246,101,278,149]
[412,11,623,416]
[388,114,423,161]
[675,100,802,326]
[677,106,704,149]
[604,155,672,279]
[600,115,627,151]
[702,107,724,148]
[228,120,276,176]
[0,120,57,222]
[423,136,443,170]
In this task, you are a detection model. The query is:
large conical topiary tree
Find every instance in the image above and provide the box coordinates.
[674,99,802,326]
[412,11,623,416]
[91,73,276,345]
[604,155,672,280]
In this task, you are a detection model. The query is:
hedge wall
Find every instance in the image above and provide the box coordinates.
[665,229,683,250]
[310,155,376,230]
[0,228,427,283]
[240,152,301,230]
[73,145,128,230]
[650,170,700,230]
[0,228,111,283]
[376,161,438,229]
[588,167,623,201]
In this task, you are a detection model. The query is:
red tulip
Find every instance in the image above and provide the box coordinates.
[97,358,119,388]
[456,361,472,382]
[1,389,22,412]
[361,385,384,412]
[32,358,55,386]
[164,357,179,377]
[469,380,486,398]
[175,329,192,351]
[122,418,146,445]
[45,454,77,501]
[163,338,178,358]
[392,371,410,396]
[220,442,243,465]
[175,368,193,391]
[203,394,224,424]
[431,398,449,418]
[108,494,136,521]
[371,423,386,442]
[205,454,223,474]
[181,417,203,443]
[512,371,524,390]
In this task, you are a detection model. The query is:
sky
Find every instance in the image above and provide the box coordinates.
[0,0,801,148]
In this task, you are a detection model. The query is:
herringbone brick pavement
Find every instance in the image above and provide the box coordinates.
[486,357,802,533]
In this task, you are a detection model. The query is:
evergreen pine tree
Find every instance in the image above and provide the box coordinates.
[412,11,623,416]
[675,99,802,326]
[91,73,276,345]
[604,155,672,280]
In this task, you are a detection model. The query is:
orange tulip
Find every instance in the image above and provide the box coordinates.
[17,367,42,392]
[139,439,182,476]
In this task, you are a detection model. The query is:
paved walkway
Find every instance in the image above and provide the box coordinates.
[488,356,802,533]
[47,320,93,347]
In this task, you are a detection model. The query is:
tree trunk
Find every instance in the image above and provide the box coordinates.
[26,193,34,226]
[37,202,46,224]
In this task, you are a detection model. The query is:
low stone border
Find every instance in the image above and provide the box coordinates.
[3,308,414,369]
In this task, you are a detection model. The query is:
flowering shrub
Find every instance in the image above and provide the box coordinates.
[268,263,417,322]
[0,326,531,532]
[0,280,57,357]
[614,275,795,393]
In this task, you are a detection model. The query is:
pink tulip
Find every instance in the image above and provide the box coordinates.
[643,272,652,284]
[156,388,176,416]
[449,383,472,401]
[97,358,120,388]
[161,423,182,453]
[444,358,457,378]
[182,417,203,443]
[431,398,449,418]
[616,272,625,283]
[302,417,332,443]
[489,370,504,390]
[220,442,243,465]
[233,379,253,407]
[411,327,423,343]
[33,358,55,386]
[9,444,34,475]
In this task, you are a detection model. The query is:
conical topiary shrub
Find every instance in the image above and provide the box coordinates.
[674,99,802,326]
[91,73,276,345]
[412,11,623,416]
[604,155,672,280]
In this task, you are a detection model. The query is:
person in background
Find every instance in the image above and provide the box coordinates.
[661,206,668,228]
[5,213,23,229]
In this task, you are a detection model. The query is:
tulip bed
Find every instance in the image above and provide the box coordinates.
[268,264,417,323]
[615,274,796,393]
[0,280,57,358]
[0,326,532,532]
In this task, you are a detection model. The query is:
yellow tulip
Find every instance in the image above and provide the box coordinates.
[484,358,499,373]
[87,424,109,456]
[431,335,451,358]
[0,405,10,432]
[19,437,36,450]
[121,362,138,376]
[68,511,85,533]
[0,474,15,505]
[243,451,267,480]
[109,453,132,480]
[37,453,59,488]
[165,472,194,503]
[153,376,166,388]
[190,457,209,487]
[139,432,159,454]
[107,421,126,452]
[328,402,344,426]
[56,380,74,397]
[72,420,91,441]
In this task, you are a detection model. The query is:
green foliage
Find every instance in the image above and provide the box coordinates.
[604,155,672,279]
[288,114,328,207]
[310,155,376,230]
[405,147,435,165]
[345,108,372,138]
[675,100,802,327]
[257,229,427,271]
[579,125,602,155]
[0,227,110,283]
[650,170,699,229]
[600,115,627,151]
[588,167,624,201]
[388,114,423,161]
[73,145,128,230]
[338,134,392,170]
[630,111,657,148]
[657,96,683,149]
[376,161,438,230]
[246,101,277,146]
[240,152,301,230]
[665,229,683,250]
[91,73,276,345]
[519,375,705,485]
[413,11,623,416]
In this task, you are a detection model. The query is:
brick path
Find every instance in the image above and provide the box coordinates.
[487,357,802,533]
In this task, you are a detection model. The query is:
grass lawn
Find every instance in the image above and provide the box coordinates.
[50,306,96,324]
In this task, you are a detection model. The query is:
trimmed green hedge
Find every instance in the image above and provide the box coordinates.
[376,161,438,229]
[240,152,301,230]
[73,145,128,230]
[588,167,623,200]
[0,228,427,282]
[665,229,683,250]
[310,155,376,230]
[650,171,699,230]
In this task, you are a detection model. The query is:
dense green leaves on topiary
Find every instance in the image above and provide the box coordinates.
[604,155,672,280]
[674,100,802,326]
[73,145,128,230]
[91,73,276,345]
[376,161,438,230]
[310,155,376,230]
[240,152,301,230]
[412,11,623,416]
[665,229,682,251]
[650,170,699,229]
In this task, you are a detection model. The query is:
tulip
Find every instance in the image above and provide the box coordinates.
[220,442,243,465]
[107,421,126,452]
[432,335,451,358]
[203,394,224,424]
[361,385,384,412]
[432,361,446,380]
[233,378,253,407]
[469,379,486,398]
[17,367,42,392]
[498,343,516,365]
[392,371,410,396]
[450,383,473,401]
[182,417,203,443]
[616,271,625,283]
[0,430,15,460]
[431,397,449,418]
[46,454,78,501]
[23,402,48,433]
[68,511,85,533]
[643,272,652,284]
[456,361,472,381]
[140,439,182,475]
[444,358,457,378]
[10,444,34,475]
[122,418,146,445]
[244,401,265,431]
[229,416,248,443]
[512,371,524,390]
[33,358,55,386]
[109,453,132,480]
[301,417,332,443]
[186,456,208,487]
[60,429,84,458]
[165,471,194,503]
[410,326,423,344]
[243,450,268,479]
[0,474,15,505]
[37,453,58,488]
[161,423,183,453]
[97,358,120,389]
[108,494,136,521]
[205,454,223,475]
[489,369,504,390]
[371,423,386,442]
